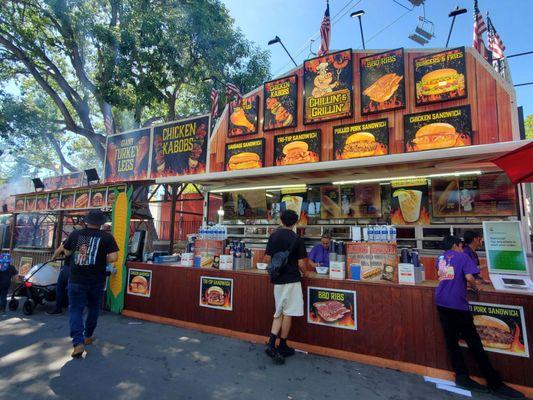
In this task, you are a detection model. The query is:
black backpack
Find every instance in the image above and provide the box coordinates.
[267,236,297,283]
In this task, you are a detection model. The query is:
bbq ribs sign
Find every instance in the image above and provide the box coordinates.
[307,287,357,330]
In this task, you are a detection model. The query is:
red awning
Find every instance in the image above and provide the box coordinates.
[493,141,533,183]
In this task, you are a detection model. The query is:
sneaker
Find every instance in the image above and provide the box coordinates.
[265,346,285,365]
[455,375,489,393]
[84,336,95,345]
[490,383,525,399]
[71,344,85,358]
[46,309,62,315]
[277,345,296,357]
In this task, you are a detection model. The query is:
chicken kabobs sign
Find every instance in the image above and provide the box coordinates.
[303,49,353,124]
[263,75,298,130]
[307,287,357,330]
[360,48,405,115]
[104,128,151,183]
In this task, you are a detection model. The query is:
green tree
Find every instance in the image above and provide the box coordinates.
[525,114,533,140]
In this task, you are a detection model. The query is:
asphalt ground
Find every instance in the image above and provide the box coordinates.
[0,307,519,400]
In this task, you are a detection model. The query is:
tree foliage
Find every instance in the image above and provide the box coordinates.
[525,114,533,140]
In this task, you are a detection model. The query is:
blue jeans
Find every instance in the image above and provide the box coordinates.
[0,286,8,311]
[54,266,70,312]
[68,282,104,346]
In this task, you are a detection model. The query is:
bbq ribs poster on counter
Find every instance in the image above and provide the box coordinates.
[360,48,405,115]
[104,128,151,183]
[151,115,210,178]
[461,302,529,358]
[333,119,389,160]
[127,268,152,298]
[274,130,321,166]
[414,46,467,106]
[307,287,357,330]
[303,49,353,124]
[390,179,430,225]
[228,94,259,137]
[263,75,298,131]
[224,138,264,171]
[199,276,233,311]
[404,105,472,153]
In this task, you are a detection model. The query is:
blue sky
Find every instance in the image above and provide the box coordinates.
[222,0,533,116]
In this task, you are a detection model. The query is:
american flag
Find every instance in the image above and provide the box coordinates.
[472,0,488,60]
[318,0,331,57]
[74,235,101,266]
[210,88,219,119]
[226,82,242,103]
[487,16,505,60]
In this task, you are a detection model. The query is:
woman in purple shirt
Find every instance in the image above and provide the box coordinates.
[308,233,331,268]
[435,235,524,399]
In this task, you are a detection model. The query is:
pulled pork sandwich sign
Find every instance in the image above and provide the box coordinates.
[105,128,150,182]
[360,48,405,115]
[151,115,209,178]
[274,130,321,166]
[404,105,472,153]
[333,119,389,160]
[414,47,467,106]
[228,94,259,136]
[127,268,152,298]
[263,75,298,130]
[199,276,233,311]
[307,287,357,330]
[462,302,529,358]
[224,138,264,171]
[303,49,353,124]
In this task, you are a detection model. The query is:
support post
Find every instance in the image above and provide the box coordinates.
[168,184,178,254]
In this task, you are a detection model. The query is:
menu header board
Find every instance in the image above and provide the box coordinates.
[274,130,321,166]
[414,47,467,106]
[228,94,259,137]
[151,115,209,178]
[333,119,389,160]
[43,172,83,190]
[404,105,472,153]
[360,48,405,115]
[224,138,264,171]
[263,75,298,130]
[391,179,430,225]
[483,221,528,275]
[303,49,353,124]
[104,128,150,183]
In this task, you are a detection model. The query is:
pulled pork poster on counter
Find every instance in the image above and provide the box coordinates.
[404,105,472,153]
[334,119,389,160]
[360,48,405,115]
[307,287,357,330]
[303,49,353,124]
[414,47,467,106]
[199,276,233,311]
[105,128,150,182]
[339,184,381,218]
[461,302,529,358]
[151,115,209,178]
[263,75,298,130]
[127,268,152,298]
[391,179,430,225]
[228,95,259,136]
[90,188,107,208]
[224,138,264,171]
[274,130,321,166]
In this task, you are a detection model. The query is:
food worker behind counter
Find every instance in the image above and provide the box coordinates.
[308,232,331,268]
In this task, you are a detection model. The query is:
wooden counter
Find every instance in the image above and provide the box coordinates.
[124,262,532,389]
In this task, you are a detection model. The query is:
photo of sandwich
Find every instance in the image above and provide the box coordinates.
[36,198,47,211]
[312,300,351,323]
[26,198,36,211]
[48,195,59,210]
[473,315,514,350]
[227,152,261,171]
[411,123,462,151]
[61,193,74,209]
[206,286,225,306]
[91,192,105,207]
[418,68,465,97]
[129,275,149,295]
[362,266,383,280]
[75,192,89,208]
[277,141,320,166]
[342,132,378,159]
[363,73,403,103]
[266,97,293,127]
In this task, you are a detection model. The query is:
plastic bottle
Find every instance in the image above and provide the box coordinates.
[390,226,397,243]
[368,225,374,242]
[381,225,388,243]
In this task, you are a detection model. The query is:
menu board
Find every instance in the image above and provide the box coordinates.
[414,47,467,106]
[25,196,36,212]
[48,192,60,211]
[346,242,398,282]
[333,119,389,160]
[43,172,83,190]
[15,197,25,212]
[320,185,340,219]
[35,194,48,211]
[360,48,405,114]
[105,128,150,183]
[483,221,528,274]
[307,287,357,330]
[391,179,430,225]
[90,188,107,208]
[60,191,75,209]
[263,75,298,130]
[228,94,259,137]
[224,138,264,171]
[339,184,381,218]
[199,276,233,311]
[404,105,472,152]
[274,130,321,166]
[151,115,209,178]
[127,268,152,298]
[303,49,353,124]
[432,174,517,218]
[74,189,90,209]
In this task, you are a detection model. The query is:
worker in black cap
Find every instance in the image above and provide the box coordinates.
[62,210,119,358]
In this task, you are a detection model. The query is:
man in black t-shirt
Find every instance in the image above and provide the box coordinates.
[263,210,307,364]
[63,210,119,358]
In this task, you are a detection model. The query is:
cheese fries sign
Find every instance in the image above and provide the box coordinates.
[360,48,405,115]
[263,75,298,130]
[225,138,264,171]
[303,49,353,124]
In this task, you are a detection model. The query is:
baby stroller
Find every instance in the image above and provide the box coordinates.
[9,259,63,315]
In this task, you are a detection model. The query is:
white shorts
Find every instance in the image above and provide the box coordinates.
[273,282,304,318]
